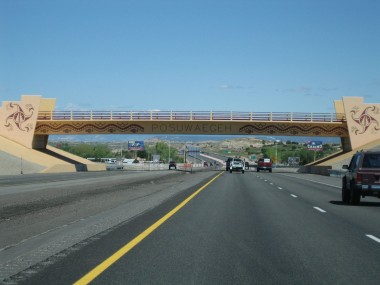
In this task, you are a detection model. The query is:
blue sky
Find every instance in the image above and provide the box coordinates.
[1,0,379,113]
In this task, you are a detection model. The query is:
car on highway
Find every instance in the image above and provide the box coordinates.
[342,150,380,205]
[229,158,245,173]
[225,157,232,171]
[257,158,272,172]
[169,161,177,170]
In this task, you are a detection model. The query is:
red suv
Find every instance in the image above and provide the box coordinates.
[342,151,380,205]
[257,158,272,172]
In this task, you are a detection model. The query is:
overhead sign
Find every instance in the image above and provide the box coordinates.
[307,141,323,151]
[128,141,145,150]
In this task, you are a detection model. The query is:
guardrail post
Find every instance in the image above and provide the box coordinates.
[110,111,113,120]
[70,111,73,120]
[210,111,213,121]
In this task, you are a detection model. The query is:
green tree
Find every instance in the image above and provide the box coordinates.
[137,150,148,159]
[299,149,315,165]
[261,147,269,158]
[93,144,113,159]
[50,142,113,160]
[149,142,180,162]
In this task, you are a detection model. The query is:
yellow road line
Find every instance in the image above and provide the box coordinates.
[74,171,224,285]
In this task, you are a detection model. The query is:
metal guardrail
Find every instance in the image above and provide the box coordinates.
[37,111,346,123]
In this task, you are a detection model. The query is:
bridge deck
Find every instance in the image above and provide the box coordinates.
[38,111,346,123]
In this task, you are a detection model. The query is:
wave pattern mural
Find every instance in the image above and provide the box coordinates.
[36,122,145,134]
[239,123,348,137]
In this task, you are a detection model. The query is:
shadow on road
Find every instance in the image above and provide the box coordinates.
[330,201,380,207]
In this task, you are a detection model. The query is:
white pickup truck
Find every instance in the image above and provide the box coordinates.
[229,158,245,174]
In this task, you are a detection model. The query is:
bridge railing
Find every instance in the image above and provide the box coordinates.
[37,111,346,122]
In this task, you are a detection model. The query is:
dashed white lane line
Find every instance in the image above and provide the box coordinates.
[279,174,340,189]
[290,194,298,198]
[270,183,274,185]
[278,187,283,190]
[313,207,327,213]
[366,234,380,244]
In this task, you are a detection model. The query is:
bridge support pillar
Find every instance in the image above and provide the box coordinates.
[340,137,352,153]
[0,95,56,149]
[32,135,49,149]
[335,97,380,151]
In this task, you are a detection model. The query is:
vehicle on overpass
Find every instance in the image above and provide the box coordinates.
[342,150,380,205]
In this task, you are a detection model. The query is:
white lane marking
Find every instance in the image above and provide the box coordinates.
[290,194,298,198]
[264,180,268,182]
[270,183,274,185]
[366,234,380,244]
[279,174,340,189]
[278,187,283,190]
[313,207,327,213]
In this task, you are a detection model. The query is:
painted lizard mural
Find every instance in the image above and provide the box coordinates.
[4,103,35,132]
[350,106,380,135]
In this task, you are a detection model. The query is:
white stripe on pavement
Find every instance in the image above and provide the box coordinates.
[313,207,327,213]
[366,234,380,244]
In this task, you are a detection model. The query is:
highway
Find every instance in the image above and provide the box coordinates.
[1,169,380,284]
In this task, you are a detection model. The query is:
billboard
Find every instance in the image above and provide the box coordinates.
[307,141,323,151]
[128,141,145,151]
[288,157,300,166]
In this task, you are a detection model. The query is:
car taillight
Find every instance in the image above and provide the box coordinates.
[356,173,363,183]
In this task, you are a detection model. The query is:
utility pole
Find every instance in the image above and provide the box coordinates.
[168,140,171,162]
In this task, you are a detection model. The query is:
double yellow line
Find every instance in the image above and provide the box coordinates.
[74,172,223,285]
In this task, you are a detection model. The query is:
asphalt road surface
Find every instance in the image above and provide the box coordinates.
[1,169,380,284]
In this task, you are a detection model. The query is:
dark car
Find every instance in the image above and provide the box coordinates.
[169,161,177,170]
[225,158,232,171]
[342,150,380,205]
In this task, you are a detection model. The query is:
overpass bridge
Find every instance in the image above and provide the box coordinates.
[34,110,348,136]
[0,95,379,173]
